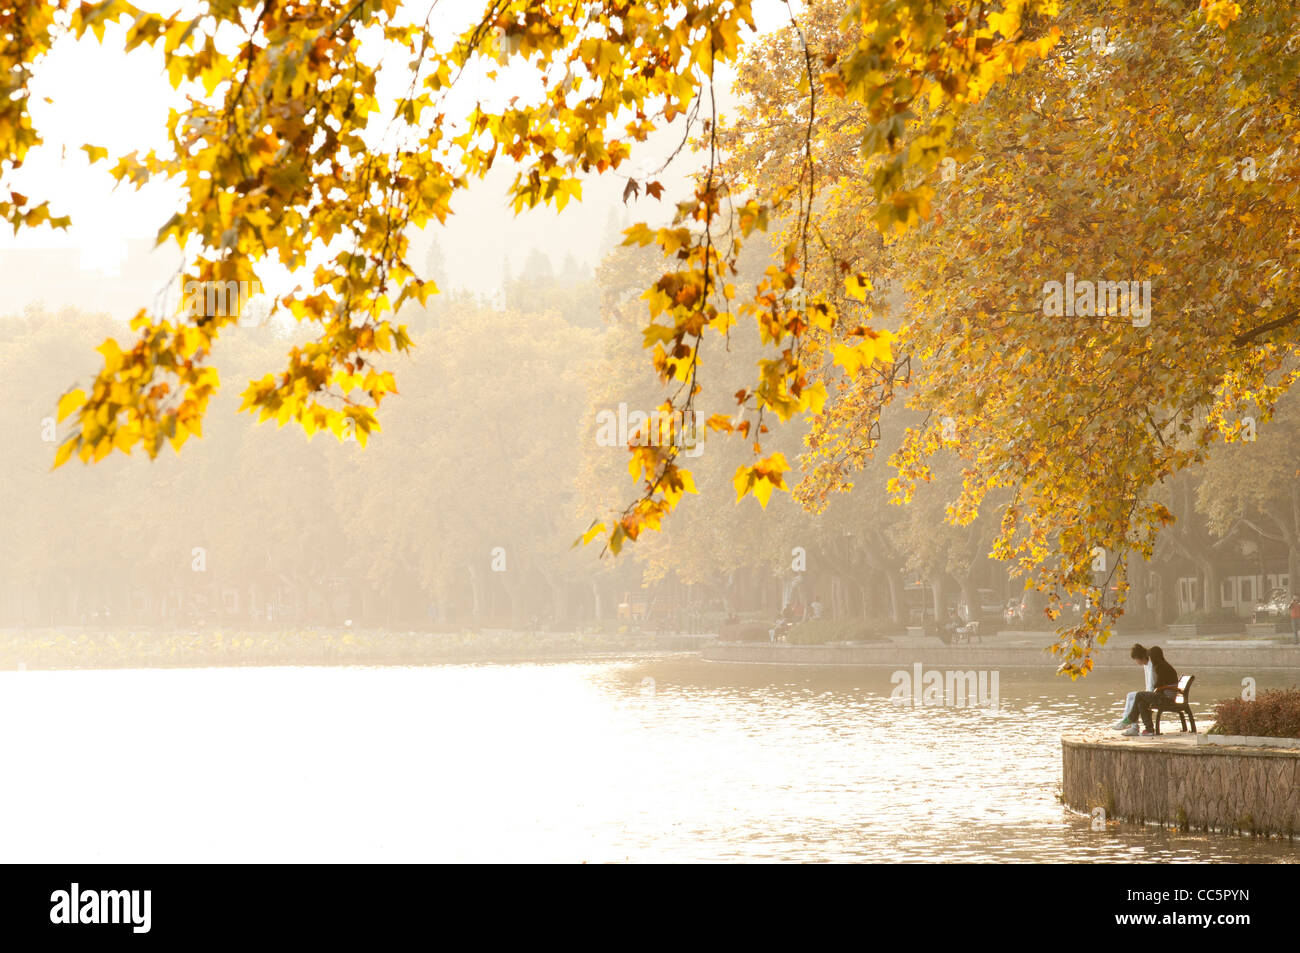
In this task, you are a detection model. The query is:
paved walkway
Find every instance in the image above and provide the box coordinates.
[1064,729,1300,757]
[1066,727,1201,749]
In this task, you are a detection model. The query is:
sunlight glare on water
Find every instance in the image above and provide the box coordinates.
[0,658,1295,863]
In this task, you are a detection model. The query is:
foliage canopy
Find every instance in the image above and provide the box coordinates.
[3,0,1293,672]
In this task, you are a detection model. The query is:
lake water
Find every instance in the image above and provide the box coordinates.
[1,656,1296,863]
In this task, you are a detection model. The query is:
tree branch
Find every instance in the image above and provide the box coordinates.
[1232,313,1300,346]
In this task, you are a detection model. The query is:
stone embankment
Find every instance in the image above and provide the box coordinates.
[1062,731,1300,837]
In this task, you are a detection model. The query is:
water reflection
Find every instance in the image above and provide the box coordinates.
[0,658,1294,862]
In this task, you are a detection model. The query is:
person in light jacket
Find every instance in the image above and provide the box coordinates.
[1112,643,1152,731]
[1126,646,1180,737]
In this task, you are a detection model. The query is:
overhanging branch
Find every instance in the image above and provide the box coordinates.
[1232,313,1300,346]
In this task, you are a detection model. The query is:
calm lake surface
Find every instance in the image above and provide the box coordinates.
[1,656,1296,863]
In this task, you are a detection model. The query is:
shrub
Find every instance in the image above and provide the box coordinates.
[786,619,891,644]
[718,621,772,642]
[1209,688,1300,738]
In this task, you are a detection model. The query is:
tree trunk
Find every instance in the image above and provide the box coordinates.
[929,576,948,621]
[885,568,904,624]
[466,561,485,621]
[954,573,975,622]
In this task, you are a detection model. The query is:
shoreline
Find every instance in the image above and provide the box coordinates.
[6,625,1300,673]
[0,628,714,672]
[702,636,1300,671]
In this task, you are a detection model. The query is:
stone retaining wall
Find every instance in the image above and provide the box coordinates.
[1062,733,1300,837]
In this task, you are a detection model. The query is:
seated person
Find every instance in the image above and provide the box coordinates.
[1125,645,1179,736]
[1112,643,1152,730]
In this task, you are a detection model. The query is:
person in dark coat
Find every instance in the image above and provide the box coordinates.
[1126,646,1179,736]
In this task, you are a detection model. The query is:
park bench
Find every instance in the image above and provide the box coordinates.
[1151,674,1197,735]
[934,620,981,644]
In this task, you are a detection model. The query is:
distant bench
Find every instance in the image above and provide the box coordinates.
[935,620,982,645]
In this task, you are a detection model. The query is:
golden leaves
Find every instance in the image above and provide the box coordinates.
[96,339,123,374]
[661,467,698,507]
[56,389,86,423]
[573,521,607,550]
[821,72,847,98]
[52,438,77,470]
[1200,0,1242,29]
[733,453,791,509]
[831,331,896,377]
[844,273,873,302]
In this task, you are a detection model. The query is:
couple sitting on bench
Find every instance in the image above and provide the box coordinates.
[1112,644,1183,736]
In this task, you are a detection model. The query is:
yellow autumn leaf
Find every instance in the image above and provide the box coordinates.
[845,273,872,302]
[98,338,125,374]
[56,388,86,423]
[751,475,777,508]
[802,380,829,415]
[573,522,606,548]
[52,439,76,469]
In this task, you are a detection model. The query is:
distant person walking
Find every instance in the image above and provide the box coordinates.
[1290,597,1300,644]
[1112,644,1153,731]
[1126,646,1179,736]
